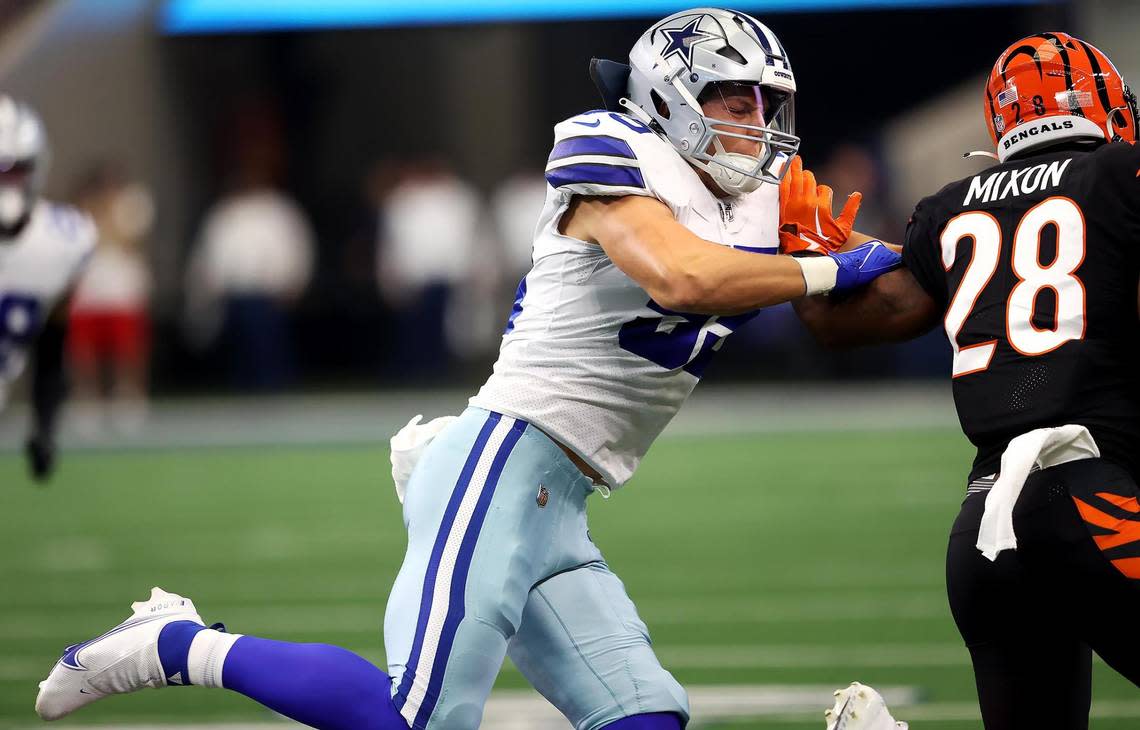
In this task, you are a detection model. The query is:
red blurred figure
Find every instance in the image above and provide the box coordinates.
[67,163,154,436]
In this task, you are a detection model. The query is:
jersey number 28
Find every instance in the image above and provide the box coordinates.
[941,196,1086,377]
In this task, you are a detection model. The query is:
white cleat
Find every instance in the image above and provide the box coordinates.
[825,682,908,730]
[35,587,204,721]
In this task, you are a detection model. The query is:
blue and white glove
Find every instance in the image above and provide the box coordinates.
[792,240,902,296]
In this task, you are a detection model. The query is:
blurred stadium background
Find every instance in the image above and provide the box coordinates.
[3,0,1140,727]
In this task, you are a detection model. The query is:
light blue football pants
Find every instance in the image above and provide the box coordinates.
[384,407,688,730]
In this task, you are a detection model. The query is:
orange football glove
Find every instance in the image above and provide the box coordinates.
[778,156,862,254]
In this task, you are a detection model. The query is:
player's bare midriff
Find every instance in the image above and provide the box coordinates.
[541,427,607,485]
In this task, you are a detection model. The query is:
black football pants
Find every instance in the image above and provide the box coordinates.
[946,458,1140,730]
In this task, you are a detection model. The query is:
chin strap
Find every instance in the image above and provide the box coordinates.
[618,97,661,131]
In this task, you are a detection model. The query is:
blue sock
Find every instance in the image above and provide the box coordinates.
[158,625,407,729]
[221,636,409,730]
[603,713,684,729]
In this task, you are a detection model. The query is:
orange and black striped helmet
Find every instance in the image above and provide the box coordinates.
[985,33,1137,161]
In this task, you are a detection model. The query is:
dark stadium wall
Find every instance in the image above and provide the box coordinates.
[0,0,1075,389]
[0,0,196,319]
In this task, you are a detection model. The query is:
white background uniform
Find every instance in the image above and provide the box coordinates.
[0,200,95,409]
[471,109,779,486]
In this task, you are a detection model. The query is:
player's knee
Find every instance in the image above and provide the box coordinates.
[575,667,689,730]
[465,575,530,639]
[427,701,482,730]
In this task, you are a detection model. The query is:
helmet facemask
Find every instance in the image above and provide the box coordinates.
[0,96,48,239]
[682,80,797,195]
[0,159,36,237]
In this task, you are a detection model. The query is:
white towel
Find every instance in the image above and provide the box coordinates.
[976,424,1100,561]
[390,414,458,504]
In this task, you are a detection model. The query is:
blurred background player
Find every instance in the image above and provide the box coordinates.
[375,157,484,379]
[67,161,155,436]
[34,8,901,730]
[0,95,94,481]
[793,32,1140,730]
[184,101,314,391]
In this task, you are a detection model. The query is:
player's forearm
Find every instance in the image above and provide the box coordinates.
[658,246,807,315]
[599,204,807,314]
[794,269,939,348]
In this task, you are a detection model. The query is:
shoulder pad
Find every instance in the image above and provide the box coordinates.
[545,110,692,205]
[1092,140,1140,178]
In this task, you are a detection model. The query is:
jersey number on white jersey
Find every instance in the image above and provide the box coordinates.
[0,294,42,368]
[619,301,758,376]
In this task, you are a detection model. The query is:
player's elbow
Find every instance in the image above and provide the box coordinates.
[652,269,713,313]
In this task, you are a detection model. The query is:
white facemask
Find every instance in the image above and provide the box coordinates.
[0,186,28,228]
[706,152,766,196]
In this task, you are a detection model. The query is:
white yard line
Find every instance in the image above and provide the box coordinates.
[762,700,1140,724]
[17,695,1140,729]
[6,685,921,729]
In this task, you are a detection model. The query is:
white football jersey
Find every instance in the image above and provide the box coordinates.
[470,110,780,486]
[0,201,95,407]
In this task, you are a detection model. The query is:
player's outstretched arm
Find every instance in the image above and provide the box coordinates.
[562,194,898,315]
[779,156,932,346]
[27,299,70,482]
[793,266,940,348]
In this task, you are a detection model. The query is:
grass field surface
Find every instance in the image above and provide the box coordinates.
[1,410,1136,728]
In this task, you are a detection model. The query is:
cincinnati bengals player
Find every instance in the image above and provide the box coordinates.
[789,33,1140,729]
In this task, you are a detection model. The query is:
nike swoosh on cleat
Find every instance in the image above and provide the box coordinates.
[59,615,169,671]
[573,118,602,127]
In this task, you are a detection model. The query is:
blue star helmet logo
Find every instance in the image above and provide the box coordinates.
[660,16,719,71]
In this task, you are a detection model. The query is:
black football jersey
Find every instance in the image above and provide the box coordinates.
[903,141,1140,480]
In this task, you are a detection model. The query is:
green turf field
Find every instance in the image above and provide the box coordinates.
[2,428,1137,728]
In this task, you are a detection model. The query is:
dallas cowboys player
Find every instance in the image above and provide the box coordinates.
[36,9,900,730]
[0,95,94,482]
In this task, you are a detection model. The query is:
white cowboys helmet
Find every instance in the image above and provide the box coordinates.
[0,95,48,236]
[623,7,798,195]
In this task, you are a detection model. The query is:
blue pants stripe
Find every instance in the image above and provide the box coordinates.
[412,417,527,727]
[393,411,501,711]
